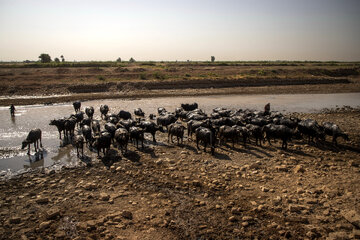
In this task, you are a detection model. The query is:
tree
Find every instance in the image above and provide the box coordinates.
[54,57,60,63]
[129,57,135,62]
[116,57,122,62]
[39,53,51,63]
[211,56,215,62]
[60,55,65,62]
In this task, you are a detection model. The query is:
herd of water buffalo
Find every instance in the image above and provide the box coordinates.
[21,101,349,159]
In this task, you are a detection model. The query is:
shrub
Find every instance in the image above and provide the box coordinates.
[98,75,105,81]
[154,72,166,80]
[140,73,147,80]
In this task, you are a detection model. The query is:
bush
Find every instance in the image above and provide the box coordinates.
[153,72,166,80]
[98,75,105,81]
[140,73,147,80]
[39,53,51,63]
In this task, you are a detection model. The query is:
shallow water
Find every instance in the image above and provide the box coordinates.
[0,92,359,174]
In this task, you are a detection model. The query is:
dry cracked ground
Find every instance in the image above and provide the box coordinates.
[0,109,360,240]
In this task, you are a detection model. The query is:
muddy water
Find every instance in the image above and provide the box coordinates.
[0,92,359,174]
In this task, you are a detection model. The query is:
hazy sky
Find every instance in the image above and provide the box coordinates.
[0,0,359,61]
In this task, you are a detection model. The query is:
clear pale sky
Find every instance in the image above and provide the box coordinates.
[0,0,359,61]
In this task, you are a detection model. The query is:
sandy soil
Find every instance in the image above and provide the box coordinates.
[1,108,360,240]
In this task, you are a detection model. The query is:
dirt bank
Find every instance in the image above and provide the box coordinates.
[1,108,359,239]
[1,62,359,106]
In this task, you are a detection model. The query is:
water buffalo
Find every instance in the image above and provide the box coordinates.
[187,119,211,140]
[137,121,163,143]
[298,119,325,143]
[168,123,186,145]
[93,131,112,157]
[218,125,239,147]
[262,124,295,149]
[22,129,42,155]
[73,134,84,157]
[80,117,91,127]
[181,103,198,111]
[64,117,77,138]
[118,110,132,120]
[195,127,215,155]
[82,125,93,147]
[73,101,81,112]
[134,108,145,117]
[129,126,144,149]
[85,106,95,119]
[158,107,167,115]
[49,118,66,139]
[118,119,136,131]
[114,128,129,154]
[92,120,101,136]
[100,105,109,119]
[105,123,117,141]
[156,114,177,131]
[246,124,263,146]
[322,122,349,145]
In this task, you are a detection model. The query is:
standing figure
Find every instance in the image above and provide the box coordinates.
[10,104,15,117]
[264,103,270,115]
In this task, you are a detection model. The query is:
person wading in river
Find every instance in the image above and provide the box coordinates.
[10,104,15,117]
[264,103,270,115]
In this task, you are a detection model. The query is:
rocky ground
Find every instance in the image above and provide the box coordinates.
[0,108,360,240]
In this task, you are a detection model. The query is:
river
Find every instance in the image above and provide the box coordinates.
[0,92,359,175]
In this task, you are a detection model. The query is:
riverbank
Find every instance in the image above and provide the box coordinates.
[0,62,359,106]
[1,108,359,239]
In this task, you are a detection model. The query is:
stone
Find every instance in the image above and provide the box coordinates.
[260,186,269,192]
[341,210,360,228]
[121,211,133,220]
[275,165,288,172]
[36,197,49,204]
[39,221,52,230]
[100,193,110,201]
[293,165,305,173]
[46,208,61,220]
[353,229,360,239]
[289,204,306,213]
[9,216,21,224]
[327,231,350,240]
[229,216,237,222]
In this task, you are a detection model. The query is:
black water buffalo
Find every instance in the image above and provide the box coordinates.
[73,101,81,112]
[72,111,84,127]
[262,124,295,149]
[156,114,177,130]
[129,126,144,149]
[118,110,132,120]
[93,131,112,157]
[137,121,163,143]
[218,125,239,147]
[22,129,42,155]
[73,134,84,157]
[233,125,249,147]
[181,103,198,111]
[157,107,167,115]
[279,117,299,129]
[246,124,263,146]
[168,123,186,145]
[114,128,129,154]
[322,122,349,145]
[134,108,145,117]
[64,117,77,138]
[49,118,66,139]
[80,117,91,127]
[187,119,211,140]
[92,120,101,136]
[195,127,215,155]
[100,105,109,119]
[105,123,117,141]
[118,119,136,131]
[298,119,325,143]
[85,106,95,119]
[81,125,93,147]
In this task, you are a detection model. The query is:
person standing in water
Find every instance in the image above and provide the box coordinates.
[264,103,270,115]
[10,104,15,117]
